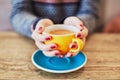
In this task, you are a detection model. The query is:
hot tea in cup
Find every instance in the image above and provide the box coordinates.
[43,24,84,55]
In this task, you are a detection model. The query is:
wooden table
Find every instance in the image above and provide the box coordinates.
[0,32,120,80]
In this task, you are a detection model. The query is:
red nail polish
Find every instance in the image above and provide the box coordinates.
[45,37,51,40]
[77,34,81,38]
[71,44,76,48]
[55,52,59,56]
[80,24,83,27]
[51,46,56,49]
[70,54,73,57]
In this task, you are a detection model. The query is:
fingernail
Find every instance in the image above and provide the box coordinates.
[80,24,83,27]
[70,44,76,48]
[55,51,60,56]
[55,52,60,56]
[45,37,51,40]
[77,34,81,38]
[70,54,73,57]
[51,45,56,49]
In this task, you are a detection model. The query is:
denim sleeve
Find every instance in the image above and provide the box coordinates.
[76,0,101,34]
[10,0,38,38]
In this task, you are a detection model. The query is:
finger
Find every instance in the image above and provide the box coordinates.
[32,31,52,42]
[65,52,73,57]
[69,38,86,50]
[65,42,80,57]
[40,19,54,27]
[35,19,54,33]
[35,41,57,51]
[64,17,83,27]
[43,50,61,57]
[64,17,85,31]
[75,27,88,39]
[37,19,54,28]
[58,55,64,58]
[66,51,79,57]
[72,23,85,31]
[35,24,45,33]
[69,42,78,49]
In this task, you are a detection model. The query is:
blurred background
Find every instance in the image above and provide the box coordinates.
[0,0,120,31]
[0,1,11,31]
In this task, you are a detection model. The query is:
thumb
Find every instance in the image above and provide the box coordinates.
[35,19,54,33]
[75,28,88,39]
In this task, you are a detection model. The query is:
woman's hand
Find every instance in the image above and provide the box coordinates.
[32,19,61,57]
[64,16,88,57]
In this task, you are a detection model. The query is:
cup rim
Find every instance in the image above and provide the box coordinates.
[43,24,80,36]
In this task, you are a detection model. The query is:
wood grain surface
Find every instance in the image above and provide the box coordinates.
[0,32,120,80]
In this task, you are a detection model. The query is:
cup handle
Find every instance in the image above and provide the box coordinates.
[69,38,84,53]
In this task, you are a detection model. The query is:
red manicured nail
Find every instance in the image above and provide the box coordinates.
[77,34,81,38]
[55,52,60,56]
[50,45,56,49]
[45,37,51,40]
[71,44,76,48]
[55,51,60,56]
[70,54,73,57]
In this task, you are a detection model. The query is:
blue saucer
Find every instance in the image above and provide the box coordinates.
[32,49,87,73]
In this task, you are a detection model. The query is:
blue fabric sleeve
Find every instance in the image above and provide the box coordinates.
[76,0,101,34]
[10,0,39,38]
